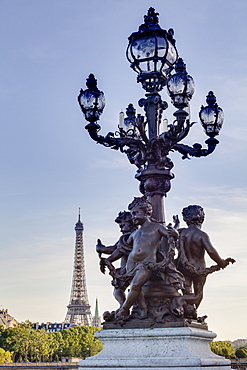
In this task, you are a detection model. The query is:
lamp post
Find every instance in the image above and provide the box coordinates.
[76,11,236,367]
[78,7,223,227]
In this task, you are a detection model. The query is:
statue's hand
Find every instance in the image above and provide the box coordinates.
[167,225,179,240]
[173,215,180,229]
[96,239,106,253]
[99,258,106,274]
[220,257,236,269]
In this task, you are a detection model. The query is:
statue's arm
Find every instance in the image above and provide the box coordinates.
[164,224,179,240]
[157,224,169,238]
[202,232,228,267]
[96,238,117,255]
[106,248,124,263]
[126,232,134,245]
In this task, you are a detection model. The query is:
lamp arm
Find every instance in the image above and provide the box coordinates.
[175,121,196,143]
[164,120,195,146]
[85,122,147,167]
[85,123,120,148]
[172,137,219,159]
[205,137,220,154]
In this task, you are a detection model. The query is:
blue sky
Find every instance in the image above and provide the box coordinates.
[0,0,246,341]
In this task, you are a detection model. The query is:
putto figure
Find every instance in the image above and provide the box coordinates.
[116,197,183,320]
[176,205,235,308]
[98,200,234,328]
[96,211,137,307]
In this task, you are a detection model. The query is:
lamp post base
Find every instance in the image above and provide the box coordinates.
[78,327,231,369]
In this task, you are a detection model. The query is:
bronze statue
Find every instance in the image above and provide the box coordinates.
[176,205,235,308]
[97,200,235,328]
[96,211,137,307]
[115,197,183,320]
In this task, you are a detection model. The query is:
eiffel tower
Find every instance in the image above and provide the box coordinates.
[65,210,92,326]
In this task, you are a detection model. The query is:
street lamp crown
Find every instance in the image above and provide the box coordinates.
[206,90,217,105]
[142,7,159,30]
[142,8,176,45]
[126,7,178,92]
[85,73,97,89]
[174,58,187,73]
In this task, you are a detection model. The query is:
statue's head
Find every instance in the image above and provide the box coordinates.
[115,211,137,233]
[128,196,153,217]
[115,211,132,223]
[182,205,205,226]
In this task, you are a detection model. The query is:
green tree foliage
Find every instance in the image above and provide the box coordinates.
[55,326,103,359]
[0,322,102,362]
[0,326,6,348]
[235,347,247,358]
[210,341,236,359]
[0,348,12,363]
[5,321,34,362]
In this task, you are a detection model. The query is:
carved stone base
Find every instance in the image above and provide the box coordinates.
[103,286,204,330]
[103,318,207,330]
[78,327,231,369]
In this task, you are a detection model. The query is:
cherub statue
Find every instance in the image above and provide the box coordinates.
[116,197,183,320]
[96,211,137,307]
[176,205,235,308]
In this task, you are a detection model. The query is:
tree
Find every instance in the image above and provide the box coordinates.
[1,323,102,362]
[46,332,61,362]
[59,326,102,359]
[50,331,65,361]
[235,347,247,358]
[72,326,103,358]
[28,329,51,362]
[5,321,34,362]
[0,326,5,348]
[0,348,12,363]
[210,341,236,359]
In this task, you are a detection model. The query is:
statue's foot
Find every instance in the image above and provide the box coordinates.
[103,311,115,322]
[116,307,129,320]
[139,308,148,319]
[197,315,207,323]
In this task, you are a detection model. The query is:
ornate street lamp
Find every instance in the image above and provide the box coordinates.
[199,90,224,137]
[75,8,236,349]
[78,7,224,224]
[78,74,105,124]
[167,58,195,109]
[126,7,178,93]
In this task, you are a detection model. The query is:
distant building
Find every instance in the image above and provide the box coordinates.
[229,339,247,348]
[32,322,73,332]
[0,309,18,329]
[91,298,101,328]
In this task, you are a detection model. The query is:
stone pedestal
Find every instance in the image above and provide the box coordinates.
[79,327,231,370]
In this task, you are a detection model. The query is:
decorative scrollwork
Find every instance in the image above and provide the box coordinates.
[84,89,220,197]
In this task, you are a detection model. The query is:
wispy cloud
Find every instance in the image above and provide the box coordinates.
[92,156,133,170]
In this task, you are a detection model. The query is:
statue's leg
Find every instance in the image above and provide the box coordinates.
[193,276,206,308]
[113,288,126,307]
[117,269,152,319]
[183,275,193,295]
[135,290,148,319]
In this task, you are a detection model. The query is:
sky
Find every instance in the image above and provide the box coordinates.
[0,0,246,342]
